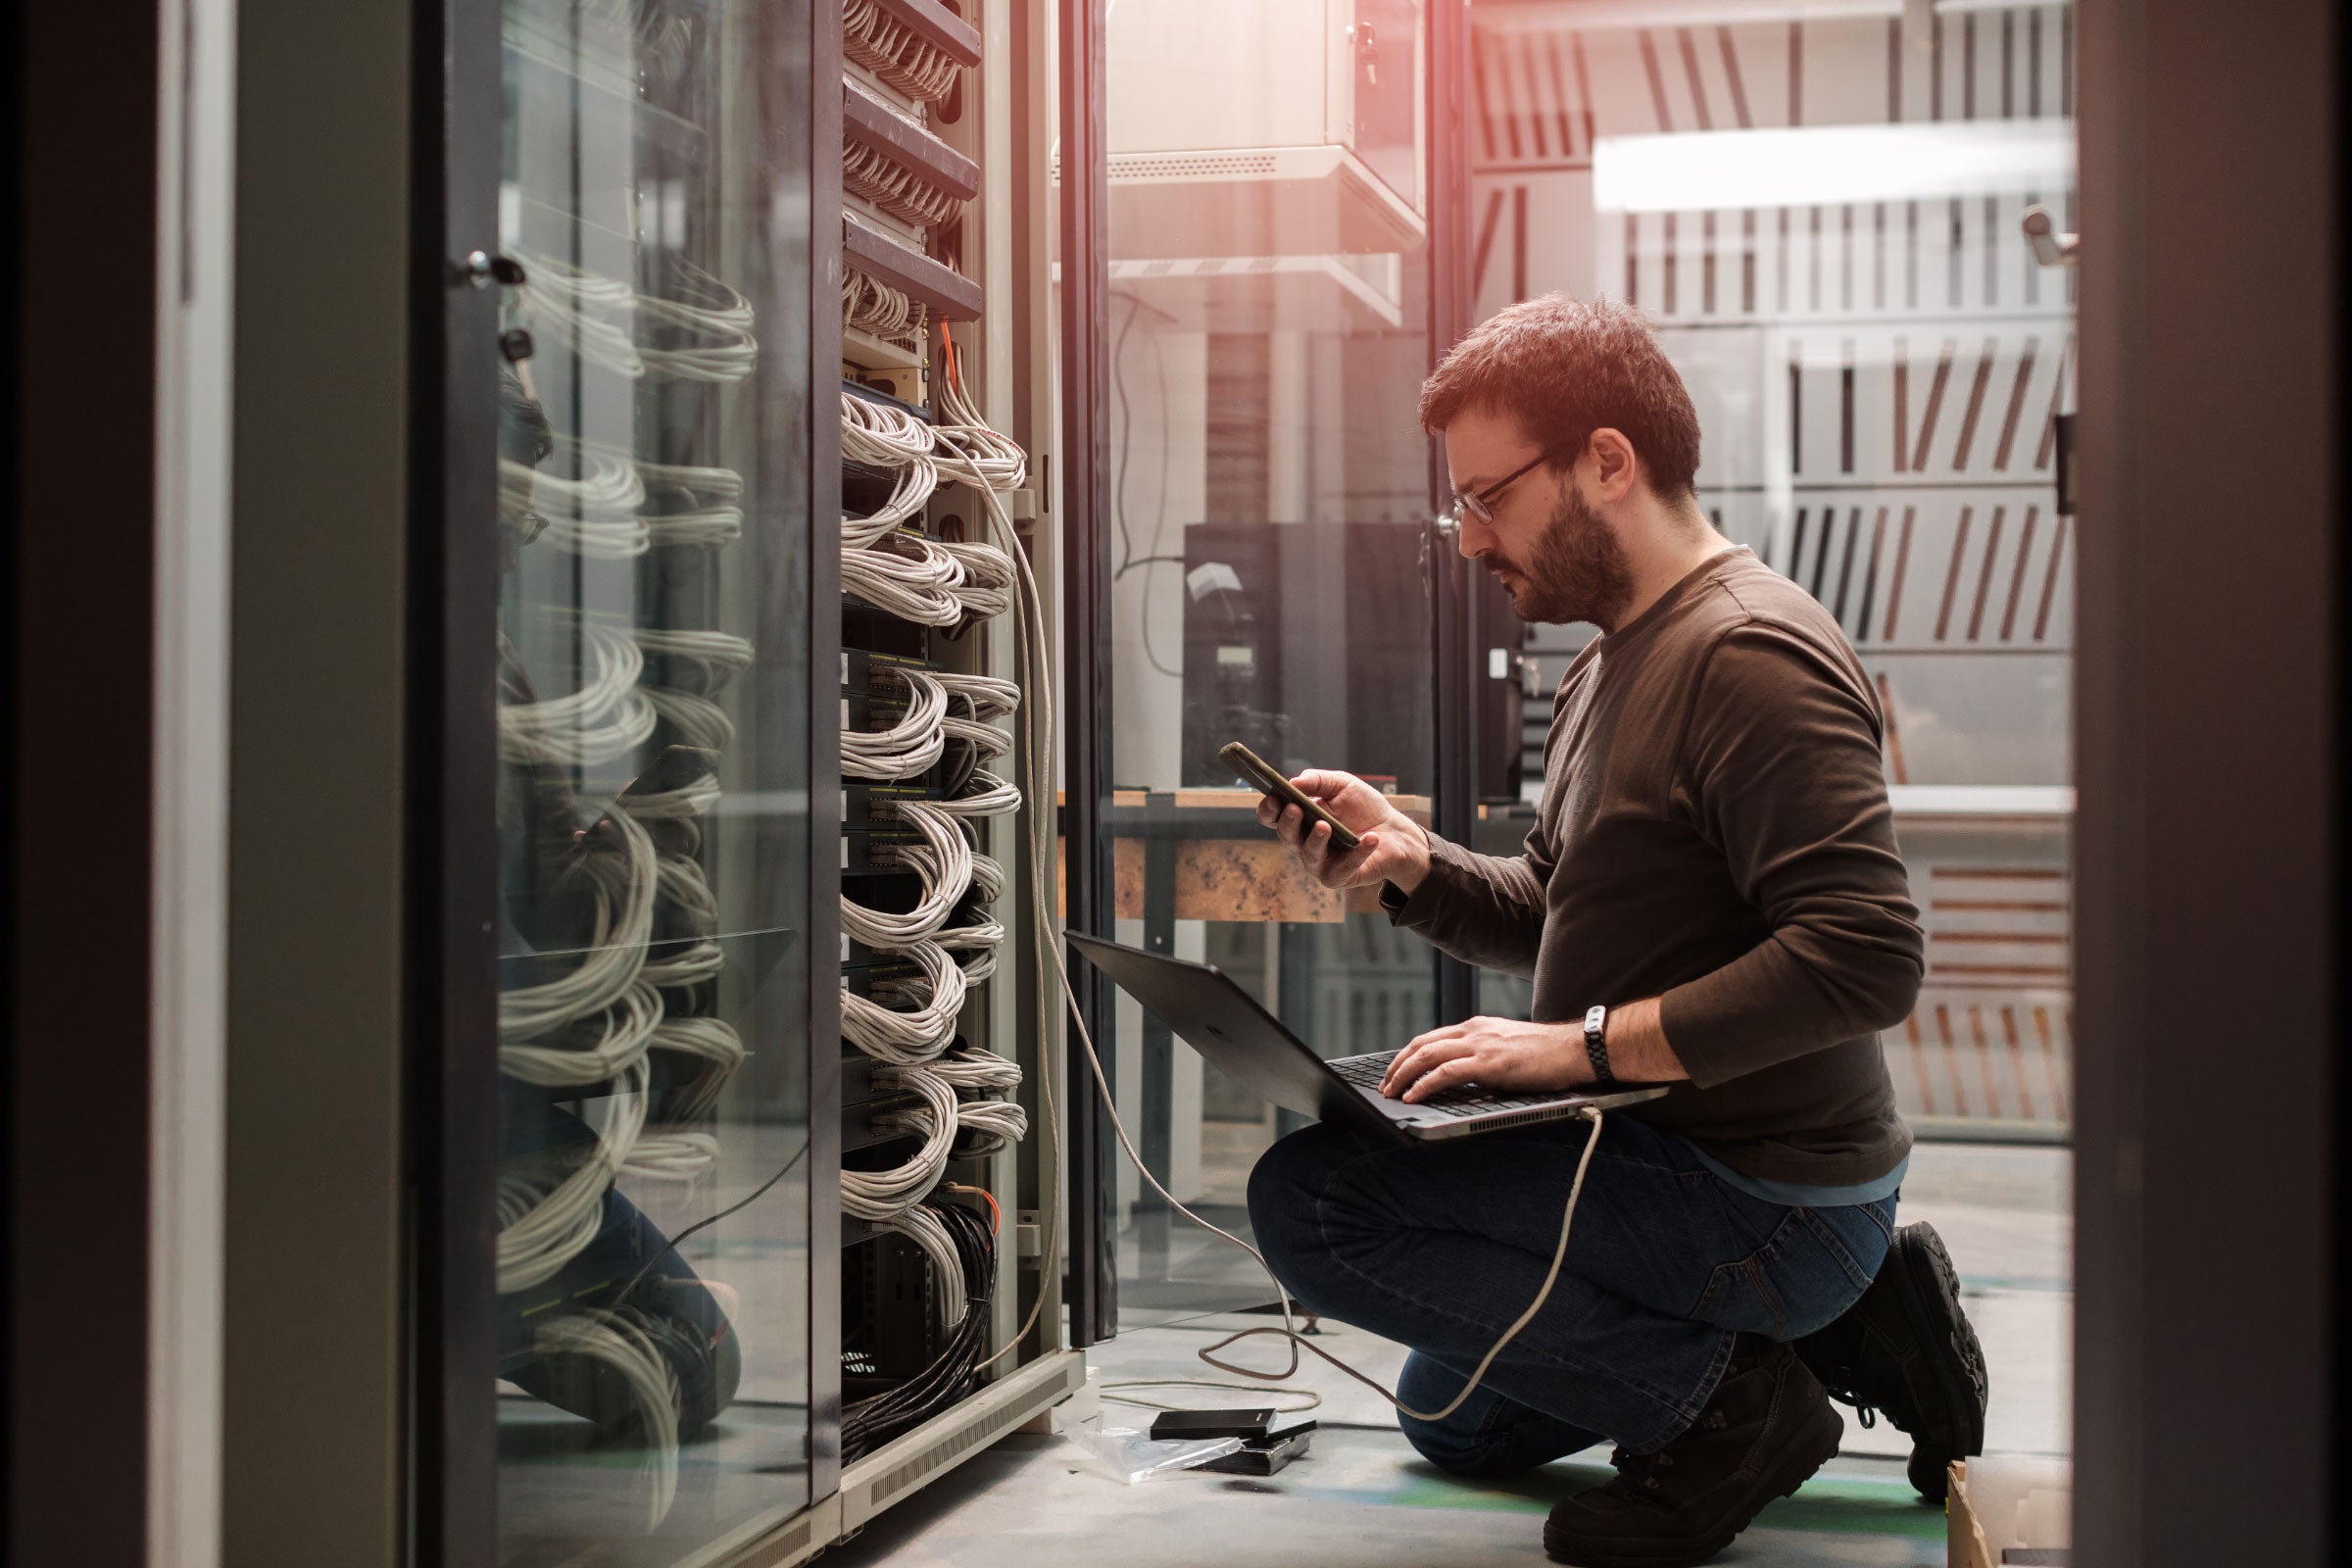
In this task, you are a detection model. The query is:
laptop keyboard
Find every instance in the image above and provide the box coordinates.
[1327,1051,1570,1119]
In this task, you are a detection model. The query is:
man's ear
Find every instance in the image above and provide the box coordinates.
[1587,428,1639,501]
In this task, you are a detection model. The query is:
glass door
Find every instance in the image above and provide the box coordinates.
[1095,0,1444,1319]
[477,0,818,1556]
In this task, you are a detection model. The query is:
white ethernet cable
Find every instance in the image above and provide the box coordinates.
[499,806,658,1042]
[497,1056,651,1294]
[938,538,1015,619]
[644,687,735,754]
[840,1064,959,1218]
[634,627,756,696]
[839,799,973,947]
[639,454,747,547]
[932,768,1020,818]
[840,939,966,1064]
[516,256,758,384]
[622,1132,721,1184]
[501,979,663,1088]
[841,531,967,627]
[501,456,654,559]
[841,666,949,781]
[647,1015,747,1123]
[498,619,660,767]
[531,1308,682,1528]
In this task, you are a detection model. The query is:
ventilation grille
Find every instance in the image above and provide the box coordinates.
[867,1389,1033,1507]
[1107,151,1279,182]
[739,1515,815,1568]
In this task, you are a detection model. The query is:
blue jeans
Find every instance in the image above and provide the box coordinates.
[1246,1112,1896,1469]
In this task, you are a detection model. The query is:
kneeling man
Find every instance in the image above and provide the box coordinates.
[1246,296,1986,1568]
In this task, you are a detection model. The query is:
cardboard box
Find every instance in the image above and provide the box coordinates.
[1948,1456,2072,1568]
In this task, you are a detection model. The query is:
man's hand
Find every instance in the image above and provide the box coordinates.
[1256,768,1434,895]
[1380,999,1690,1102]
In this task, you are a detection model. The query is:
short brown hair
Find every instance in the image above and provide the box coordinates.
[1418,294,1701,501]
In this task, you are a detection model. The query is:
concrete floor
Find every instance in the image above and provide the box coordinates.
[822,1143,2069,1568]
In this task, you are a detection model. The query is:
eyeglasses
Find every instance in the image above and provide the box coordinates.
[1448,453,1547,526]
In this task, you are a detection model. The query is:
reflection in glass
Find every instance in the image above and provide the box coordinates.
[1102,0,1437,1320]
[489,0,812,1557]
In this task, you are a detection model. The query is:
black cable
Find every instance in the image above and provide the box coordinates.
[615,1138,810,1305]
[842,1200,998,1459]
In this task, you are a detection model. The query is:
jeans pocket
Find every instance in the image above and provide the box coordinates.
[1690,1211,1800,1339]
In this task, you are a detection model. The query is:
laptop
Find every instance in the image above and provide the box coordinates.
[1065,933,1666,1144]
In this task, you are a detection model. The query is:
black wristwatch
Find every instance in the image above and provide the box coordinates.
[1583,1004,1616,1085]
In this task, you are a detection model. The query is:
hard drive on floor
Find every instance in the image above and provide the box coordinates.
[1198,1421,1315,1476]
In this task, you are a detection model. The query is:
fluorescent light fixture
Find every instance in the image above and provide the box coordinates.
[1593,120,2075,213]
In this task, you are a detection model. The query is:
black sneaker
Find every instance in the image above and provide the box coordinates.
[1543,1336,1843,1567]
[1792,1220,1988,1502]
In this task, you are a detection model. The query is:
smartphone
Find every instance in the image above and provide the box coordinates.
[1220,741,1362,853]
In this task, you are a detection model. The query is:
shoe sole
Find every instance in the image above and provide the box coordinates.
[1541,1397,1844,1568]
[1884,1223,1988,1489]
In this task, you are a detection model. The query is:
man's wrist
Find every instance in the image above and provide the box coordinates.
[1389,817,1435,895]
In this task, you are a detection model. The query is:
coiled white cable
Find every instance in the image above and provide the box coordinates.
[648,1015,746,1121]
[935,670,1019,719]
[498,620,660,767]
[939,538,1016,619]
[500,457,654,559]
[841,667,949,780]
[645,687,736,754]
[840,800,972,946]
[501,979,663,1087]
[636,627,756,695]
[639,457,746,548]
[841,1065,958,1218]
[840,939,966,1063]
[515,256,758,383]
[841,533,967,626]
[642,939,725,988]
[934,768,1020,818]
[968,851,1004,906]
[531,1308,681,1528]
[622,1132,721,1183]
[499,808,658,1042]
[497,1057,651,1293]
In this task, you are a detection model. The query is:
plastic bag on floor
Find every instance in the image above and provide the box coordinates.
[1062,1418,1244,1484]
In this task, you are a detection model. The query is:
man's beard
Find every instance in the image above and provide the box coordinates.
[1486,485,1635,628]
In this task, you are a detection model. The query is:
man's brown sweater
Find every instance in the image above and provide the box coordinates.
[1391,548,1922,1186]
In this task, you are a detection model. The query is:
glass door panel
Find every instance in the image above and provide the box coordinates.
[489,0,813,1556]
[1101,0,1438,1321]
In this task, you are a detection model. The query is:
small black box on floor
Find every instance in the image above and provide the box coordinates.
[1199,1421,1316,1476]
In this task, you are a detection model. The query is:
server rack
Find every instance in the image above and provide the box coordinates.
[419,2,1081,1563]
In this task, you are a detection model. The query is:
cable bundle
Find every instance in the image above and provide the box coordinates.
[840,800,972,945]
[501,455,652,558]
[638,458,746,549]
[844,265,929,350]
[497,1058,651,1294]
[531,1305,683,1527]
[514,256,759,383]
[841,1065,958,1218]
[932,1044,1028,1156]
[841,939,967,1063]
[843,0,963,105]
[843,104,964,230]
[841,665,949,780]
[841,529,968,626]
[842,1200,995,1459]
[498,620,660,767]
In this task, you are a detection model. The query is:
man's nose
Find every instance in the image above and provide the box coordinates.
[1456,511,1494,561]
